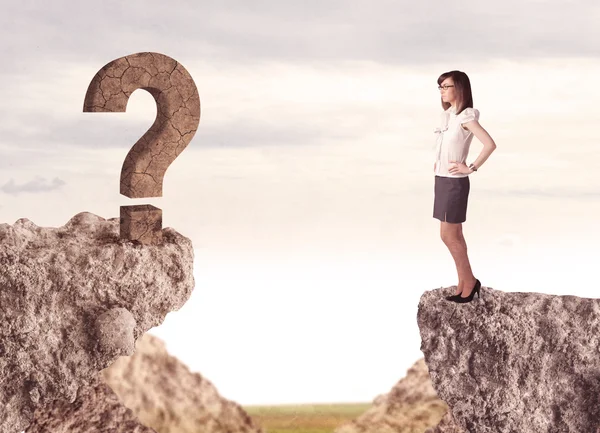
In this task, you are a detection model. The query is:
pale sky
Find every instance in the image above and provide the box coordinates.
[2,1,600,406]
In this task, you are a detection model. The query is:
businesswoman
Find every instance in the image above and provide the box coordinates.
[432,70,497,303]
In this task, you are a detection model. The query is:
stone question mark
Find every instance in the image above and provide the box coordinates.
[83,52,200,245]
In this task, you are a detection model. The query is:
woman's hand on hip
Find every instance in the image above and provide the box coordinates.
[448,161,473,175]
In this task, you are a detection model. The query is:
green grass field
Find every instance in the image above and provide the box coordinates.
[243,402,372,433]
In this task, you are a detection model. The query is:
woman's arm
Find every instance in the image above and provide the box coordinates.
[463,120,497,170]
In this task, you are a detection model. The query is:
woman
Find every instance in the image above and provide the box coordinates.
[432,70,497,303]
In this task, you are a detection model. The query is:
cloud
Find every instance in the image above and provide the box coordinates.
[1,0,599,72]
[0,115,336,151]
[1,177,66,195]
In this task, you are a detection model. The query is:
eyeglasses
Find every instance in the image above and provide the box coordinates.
[438,85,455,91]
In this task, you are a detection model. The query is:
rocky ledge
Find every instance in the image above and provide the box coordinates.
[418,285,600,433]
[0,212,195,432]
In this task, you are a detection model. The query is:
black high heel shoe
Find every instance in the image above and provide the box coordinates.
[445,288,463,302]
[453,279,481,303]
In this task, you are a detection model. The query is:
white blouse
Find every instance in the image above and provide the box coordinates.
[433,105,480,178]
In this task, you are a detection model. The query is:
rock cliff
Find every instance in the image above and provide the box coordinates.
[0,212,194,432]
[418,285,600,433]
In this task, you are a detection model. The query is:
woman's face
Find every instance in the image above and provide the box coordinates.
[439,78,456,105]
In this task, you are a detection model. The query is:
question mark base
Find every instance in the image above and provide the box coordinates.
[120,204,163,245]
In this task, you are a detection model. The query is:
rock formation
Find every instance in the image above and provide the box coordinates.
[101,333,264,433]
[334,358,448,433]
[26,375,157,433]
[28,333,264,433]
[425,410,466,433]
[0,212,195,433]
[418,285,600,433]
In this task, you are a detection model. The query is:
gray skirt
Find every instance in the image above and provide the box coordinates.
[433,175,470,223]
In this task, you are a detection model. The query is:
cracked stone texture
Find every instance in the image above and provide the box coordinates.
[418,286,600,433]
[0,212,195,433]
[334,358,448,433]
[100,333,265,433]
[25,375,157,433]
[83,51,201,199]
[120,204,164,245]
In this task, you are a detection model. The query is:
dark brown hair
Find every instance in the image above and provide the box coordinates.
[437,70,473,115]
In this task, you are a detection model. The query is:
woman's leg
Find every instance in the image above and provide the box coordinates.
[441,221,476,295]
